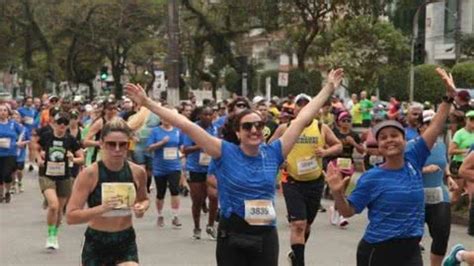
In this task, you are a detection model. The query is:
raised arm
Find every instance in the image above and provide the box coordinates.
[126,84,222,158]
[279,69,344,157]
[422,67,457,149]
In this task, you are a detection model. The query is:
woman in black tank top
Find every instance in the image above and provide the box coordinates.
[66,118,149,266]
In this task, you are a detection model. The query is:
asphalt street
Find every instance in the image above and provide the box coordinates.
[1,168,472,266]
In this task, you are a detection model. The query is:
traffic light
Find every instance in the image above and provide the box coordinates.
[100,66,108,81]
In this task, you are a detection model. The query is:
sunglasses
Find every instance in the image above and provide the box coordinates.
[55,117,69,126]
[106,106,117,111]
[240,121,265,131]
[296,100,309,107]
[235,103,248,109]
[104,141,129,150]
[341,119,352,123]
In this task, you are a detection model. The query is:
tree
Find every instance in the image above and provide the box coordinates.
[278,0,393,71]
[451,61,474,89]
[320,16,410,95]
[461,34,474,59]
[413,64,446,103]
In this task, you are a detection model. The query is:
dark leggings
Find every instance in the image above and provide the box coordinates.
[425,202,451,255]
[189,172,208,229]
[216,214,279,266]
[469,193,474,236]
[357,237,422,266]
[154,171,181,199]
[0,156,17,185]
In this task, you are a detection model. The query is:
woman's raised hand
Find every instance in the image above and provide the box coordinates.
[125,83,149,106]
[326,68,345,92]
[435,67,457,98]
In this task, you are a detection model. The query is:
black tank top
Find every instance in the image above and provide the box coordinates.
[87,160,135,208]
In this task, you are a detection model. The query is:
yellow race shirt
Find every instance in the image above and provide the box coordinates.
[286,120,325,181]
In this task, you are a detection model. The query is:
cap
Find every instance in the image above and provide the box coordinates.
[337,111,351,122]
[295,93,311,104]
[84,104,93,112]
[48,95,59,101]
[373,120,405,140]
[252,96,265,105]
[422,110,435,123]
[457,90,471,101]
[466,110,474,117]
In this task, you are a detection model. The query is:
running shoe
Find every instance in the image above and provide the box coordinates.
[193,228,201,240]
[157,216,164,227]
[442,244,465,266]
[339,216,349,228]
[45,236,56,250]
[329,206,339,225]
[319,205,327,213]
[206,225,217,240]
[4,192,11,203]
[172,216,182,228]
[287,250,296,266]
[52,236,59,250]
[18,182,24,193]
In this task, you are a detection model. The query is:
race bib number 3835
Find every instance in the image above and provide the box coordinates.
[244,200,276,226]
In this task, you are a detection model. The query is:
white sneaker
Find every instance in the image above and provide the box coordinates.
[52,236,59,249]
[339,216,349,228]
[329,206,339,225]
[206,225,217,240]
[45,236,56,250]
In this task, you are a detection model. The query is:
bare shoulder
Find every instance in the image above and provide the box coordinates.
[128,161,146,177]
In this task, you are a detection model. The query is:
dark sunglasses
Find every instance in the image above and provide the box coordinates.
[106,106,117,111]
[468,117,474,121]
[104,141,128,150]
[240,121,265,131]
[341,119,352,123]
[235,103,248,109]
[55,117,69,126]
[296,100,309,107]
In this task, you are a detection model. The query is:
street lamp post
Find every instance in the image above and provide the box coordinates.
[167,0,180,106]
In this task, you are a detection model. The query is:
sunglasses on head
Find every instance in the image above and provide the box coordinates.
[55,118,69,126]
[240,121,265,131]
[104,141,129,150]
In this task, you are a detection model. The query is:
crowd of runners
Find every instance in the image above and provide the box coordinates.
[0,67,473,266]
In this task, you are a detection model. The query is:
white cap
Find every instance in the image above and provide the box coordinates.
[252,96,265,105]
[422,110,435,123]
[295,93,311,104]
[85,104,93,112]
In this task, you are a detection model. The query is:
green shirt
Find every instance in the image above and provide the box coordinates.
[452,128,474,162]
[360,99,373,121]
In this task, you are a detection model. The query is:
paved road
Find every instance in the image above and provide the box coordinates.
[1,169,472,266]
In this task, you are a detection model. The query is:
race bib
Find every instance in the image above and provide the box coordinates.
[296,157,318,175]
[0,138,11,149]
[101,182,136,217]
[46,161,66,176]
[163,147,178,160]
[244,200,276,226]
[369,155,384,166]
[199,152,211,166]
[24,117,34,125]
[424,187,443,204]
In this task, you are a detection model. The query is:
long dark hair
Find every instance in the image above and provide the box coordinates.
[221,109,262,145]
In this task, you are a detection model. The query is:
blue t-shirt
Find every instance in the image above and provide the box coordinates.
[213,115,227,131]
[408,139,449,204]
[348,137,430,243]
[215,140,284,223]
[17,128,31,162]
[405,127,419,141]
[0,120,23,157]
[183,122,218,173]
[147,126,182,176]
[18,106,38,132]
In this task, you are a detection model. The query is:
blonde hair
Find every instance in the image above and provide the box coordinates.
[101,117,133,140]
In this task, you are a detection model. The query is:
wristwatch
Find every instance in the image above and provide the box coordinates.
[442,96,454,103]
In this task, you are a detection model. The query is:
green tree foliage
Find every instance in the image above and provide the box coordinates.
[451,61,474,89]
[320,16,410,95]
[413,64,446,103]
[461,34,474,59]
[379,66,410,101]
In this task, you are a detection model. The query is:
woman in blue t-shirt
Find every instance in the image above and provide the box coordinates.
[146,110,183,229]
[125,68,344,266]
[326,67,457,266]
[0,104,24,203]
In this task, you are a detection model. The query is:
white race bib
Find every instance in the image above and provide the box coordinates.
[296,157,318,175]
[244,200,276,226]
[24,117,34,125]
[101,182,136,217]
[46,161,66,176]
[424,187,444,204]
[369,155,384,166]
[163,147,178,160]
[199,152,211,166]
[0,138,11,149]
